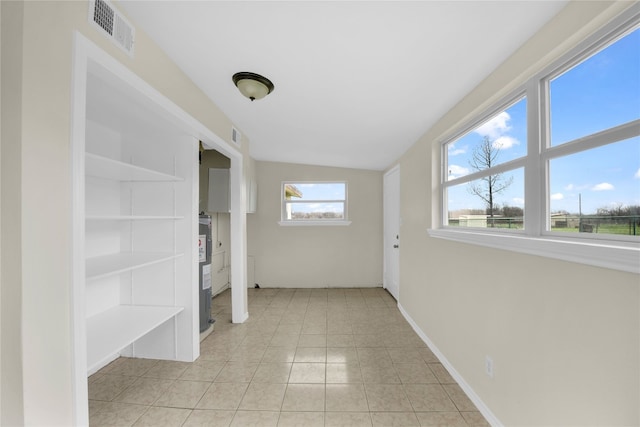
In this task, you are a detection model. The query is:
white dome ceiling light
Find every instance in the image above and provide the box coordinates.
[232,72,275,101]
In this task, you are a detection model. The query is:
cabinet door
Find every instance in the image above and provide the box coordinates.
[207,168,230,212]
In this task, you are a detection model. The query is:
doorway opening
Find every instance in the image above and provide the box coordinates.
[198,148,233,339]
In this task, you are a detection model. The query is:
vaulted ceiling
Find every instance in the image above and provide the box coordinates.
[120,1,568,170]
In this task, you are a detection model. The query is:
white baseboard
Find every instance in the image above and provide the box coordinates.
[397,303,502,427]
[248,284,383,289]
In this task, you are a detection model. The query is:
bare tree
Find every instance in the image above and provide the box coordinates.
[596,204,640,217]
[467,136,513,225]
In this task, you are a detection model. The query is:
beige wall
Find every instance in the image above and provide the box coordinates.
[1,1,25,424]
[247,161,383,288]
[0,1,251,424]
[397,1,639,425]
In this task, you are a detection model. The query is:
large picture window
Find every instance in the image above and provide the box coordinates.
[434,15,639,273]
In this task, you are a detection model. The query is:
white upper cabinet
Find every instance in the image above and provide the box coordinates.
[207,168,230,213]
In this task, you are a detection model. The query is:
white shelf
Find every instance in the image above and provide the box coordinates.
[86,305,184,372]
[86,252,183,281]
[86,153,183,182]
[86,215,184,221]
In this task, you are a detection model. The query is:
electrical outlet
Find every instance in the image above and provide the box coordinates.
[485,356,494,378]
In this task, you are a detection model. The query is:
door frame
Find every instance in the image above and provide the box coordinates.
[383,165,400,301]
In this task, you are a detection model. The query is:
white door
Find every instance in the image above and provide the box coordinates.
[383,166,400,301]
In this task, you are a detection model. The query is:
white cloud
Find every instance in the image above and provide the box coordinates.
[472,112,519,150]
[565,183,592,191]
[447,165,470,179]
[474,112,511,139]
[550,193,564,200]
[635,168,640,179]
[512,197,525,205]
[492,136,519,150]
[591,182,614,191]
[448,144,466,156]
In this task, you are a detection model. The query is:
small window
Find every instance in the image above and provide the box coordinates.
[281,182,347,222]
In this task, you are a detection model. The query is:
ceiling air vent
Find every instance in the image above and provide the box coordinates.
[88,0,135,57]
[231,127,242,147]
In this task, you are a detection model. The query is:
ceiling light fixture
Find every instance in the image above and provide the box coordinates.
[232,72,275,101]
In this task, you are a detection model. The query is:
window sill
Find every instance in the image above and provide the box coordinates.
[278,220,352,227]
[427,228,640,274]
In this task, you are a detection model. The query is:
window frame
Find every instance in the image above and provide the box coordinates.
[278,180,352,227]
[430,9,640,274]
[442,92,528,233]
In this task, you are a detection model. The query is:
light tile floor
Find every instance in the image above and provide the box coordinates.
[89,288,490,426]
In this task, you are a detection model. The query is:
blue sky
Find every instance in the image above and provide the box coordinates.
[447,26,640,215]
[286,182,346,214]
[291,183,346,200]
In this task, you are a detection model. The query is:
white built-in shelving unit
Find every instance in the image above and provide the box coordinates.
[86,305,183,371]
[82,70,198,375]
[72,37,250,426]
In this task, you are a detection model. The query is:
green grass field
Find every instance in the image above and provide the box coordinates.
[450,215,639,236]
[552,224,638,236]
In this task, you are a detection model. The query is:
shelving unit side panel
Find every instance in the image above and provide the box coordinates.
[172,136,199,361]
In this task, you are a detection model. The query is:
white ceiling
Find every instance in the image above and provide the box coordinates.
[119,1,567,171]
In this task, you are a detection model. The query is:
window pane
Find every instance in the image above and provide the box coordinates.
[446,168,524,229]
[549,136,640,236]
[549,27,640,146]
[284,182,345,201]
[446,98,526,181]
[286,202,345,220]
[283,182,347,221]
